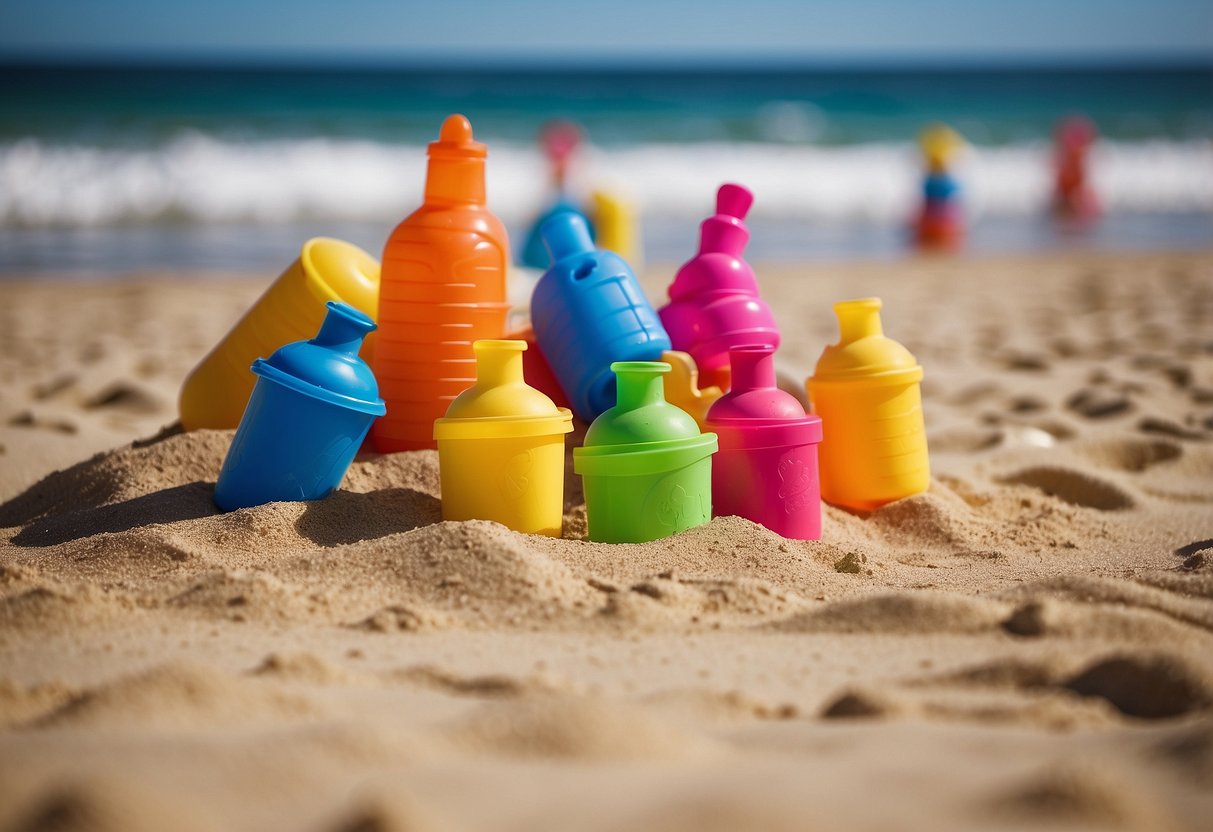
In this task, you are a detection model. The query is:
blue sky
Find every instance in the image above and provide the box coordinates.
[1,0,1210,64]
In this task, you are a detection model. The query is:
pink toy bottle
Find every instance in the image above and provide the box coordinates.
[659,183,779,391]
[705,345,822,540]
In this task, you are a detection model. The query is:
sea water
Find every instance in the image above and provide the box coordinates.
[1,62,1210,274]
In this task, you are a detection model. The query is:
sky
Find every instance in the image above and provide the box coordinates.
[0,0,1211,65]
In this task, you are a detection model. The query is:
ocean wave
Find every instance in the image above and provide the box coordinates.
[1,133,1210,229]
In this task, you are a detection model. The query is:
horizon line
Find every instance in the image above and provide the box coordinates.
[2,49,1211,73]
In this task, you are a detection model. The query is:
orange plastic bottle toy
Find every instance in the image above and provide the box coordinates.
[370,114,511,453]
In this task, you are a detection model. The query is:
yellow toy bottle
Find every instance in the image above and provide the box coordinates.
[179,237,380,431]
[807,297,929,510]
[590,189,642,272]
[433,340,574,536]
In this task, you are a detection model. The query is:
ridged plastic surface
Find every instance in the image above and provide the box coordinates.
[531,212,669,422]
[370,114,510,452]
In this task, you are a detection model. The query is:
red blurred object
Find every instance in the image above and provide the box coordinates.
[505,324,572,410]
[1053,116,1100,221]
[915,202,964,250]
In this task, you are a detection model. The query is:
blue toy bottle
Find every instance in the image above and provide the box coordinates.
[531,212,670,422]
[520,197,594,269]
[213,301,386,511]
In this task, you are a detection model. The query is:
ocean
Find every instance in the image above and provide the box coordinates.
[1,62,1211,274]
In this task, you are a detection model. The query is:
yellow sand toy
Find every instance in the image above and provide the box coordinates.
[807,298,929,511]
[179,238,380,431]
[433,340,574,537]
[660,350,723,431]
[590,189,642,272]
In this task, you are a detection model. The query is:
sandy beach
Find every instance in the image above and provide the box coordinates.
[2,248,1212,832]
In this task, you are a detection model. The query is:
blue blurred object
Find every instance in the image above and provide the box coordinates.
[213,301,385,511]
[531,212,670,422]
[520,197,595,269]
[923,171,960,201]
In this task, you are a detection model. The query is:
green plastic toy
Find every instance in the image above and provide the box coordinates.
[573,361,717,543]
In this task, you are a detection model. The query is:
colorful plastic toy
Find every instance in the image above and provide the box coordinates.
[914,124,965,250]
[1054,116,1100,221]
[661,350,723,431]
[590,189,642,272]
[531,212,670,423]
[807,298,929,511]
[370,114,510,453]
[213,302,384,512]
[434,340,573,536]
[180,237,380,431]
[573,361,717,543]
[659,183,779,392]
[520,121,594,269]
[706,345,822,539]
[503,324,572,410]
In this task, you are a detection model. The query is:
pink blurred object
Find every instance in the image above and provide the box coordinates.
[659,184,780,392]
[706,345,822,540]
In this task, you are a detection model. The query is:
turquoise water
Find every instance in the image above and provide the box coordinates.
[1,62,1211,273]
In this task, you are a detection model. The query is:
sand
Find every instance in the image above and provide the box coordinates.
[1,249,1212,832]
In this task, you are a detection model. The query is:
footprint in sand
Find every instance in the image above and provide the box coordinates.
[997,466,1135,511]
[7,409,78,434]
[1066,387,1132,419]
[1077,438,1183,473]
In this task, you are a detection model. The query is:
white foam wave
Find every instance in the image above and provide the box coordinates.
[1,133,1210,229]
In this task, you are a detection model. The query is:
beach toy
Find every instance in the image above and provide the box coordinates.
[661,350,723,431]
[807,298,929,511]
[213,302,384,512]
[573,361,717,543]
[590,189,642,270]
[1054,115,1100,221]
[531,212,670,423]
[370,114,510,453]
[706,345,822,539]
[434,340,573,536]
[504,324,571,410]
[179,237,379,431]
[520,120,594,269]
[521,196,593,270]
[659,183,779,392]
[914,124,965,249]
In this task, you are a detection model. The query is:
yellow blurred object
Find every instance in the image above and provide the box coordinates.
[807,298,929,511]
[179,238,380,431]
[661,350,724,431]
[433,340,574,536]
[590,189,642,270]
[919,123,963,171]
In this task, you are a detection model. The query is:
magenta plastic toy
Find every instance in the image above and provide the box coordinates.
[705,345,822,540]
[659,183,779,390]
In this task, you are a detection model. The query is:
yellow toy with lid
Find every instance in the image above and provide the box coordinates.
[179,237,380,431]
[433,340,574,536]
[807,297,929,511]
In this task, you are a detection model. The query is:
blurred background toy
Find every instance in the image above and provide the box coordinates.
[1053,115,1101,222]
[914,123,965,250]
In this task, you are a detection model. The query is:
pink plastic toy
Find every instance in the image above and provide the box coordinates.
[705,345,822,540]
[659,183,779,392]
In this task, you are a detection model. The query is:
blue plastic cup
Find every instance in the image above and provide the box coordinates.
[213,302,386,511]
